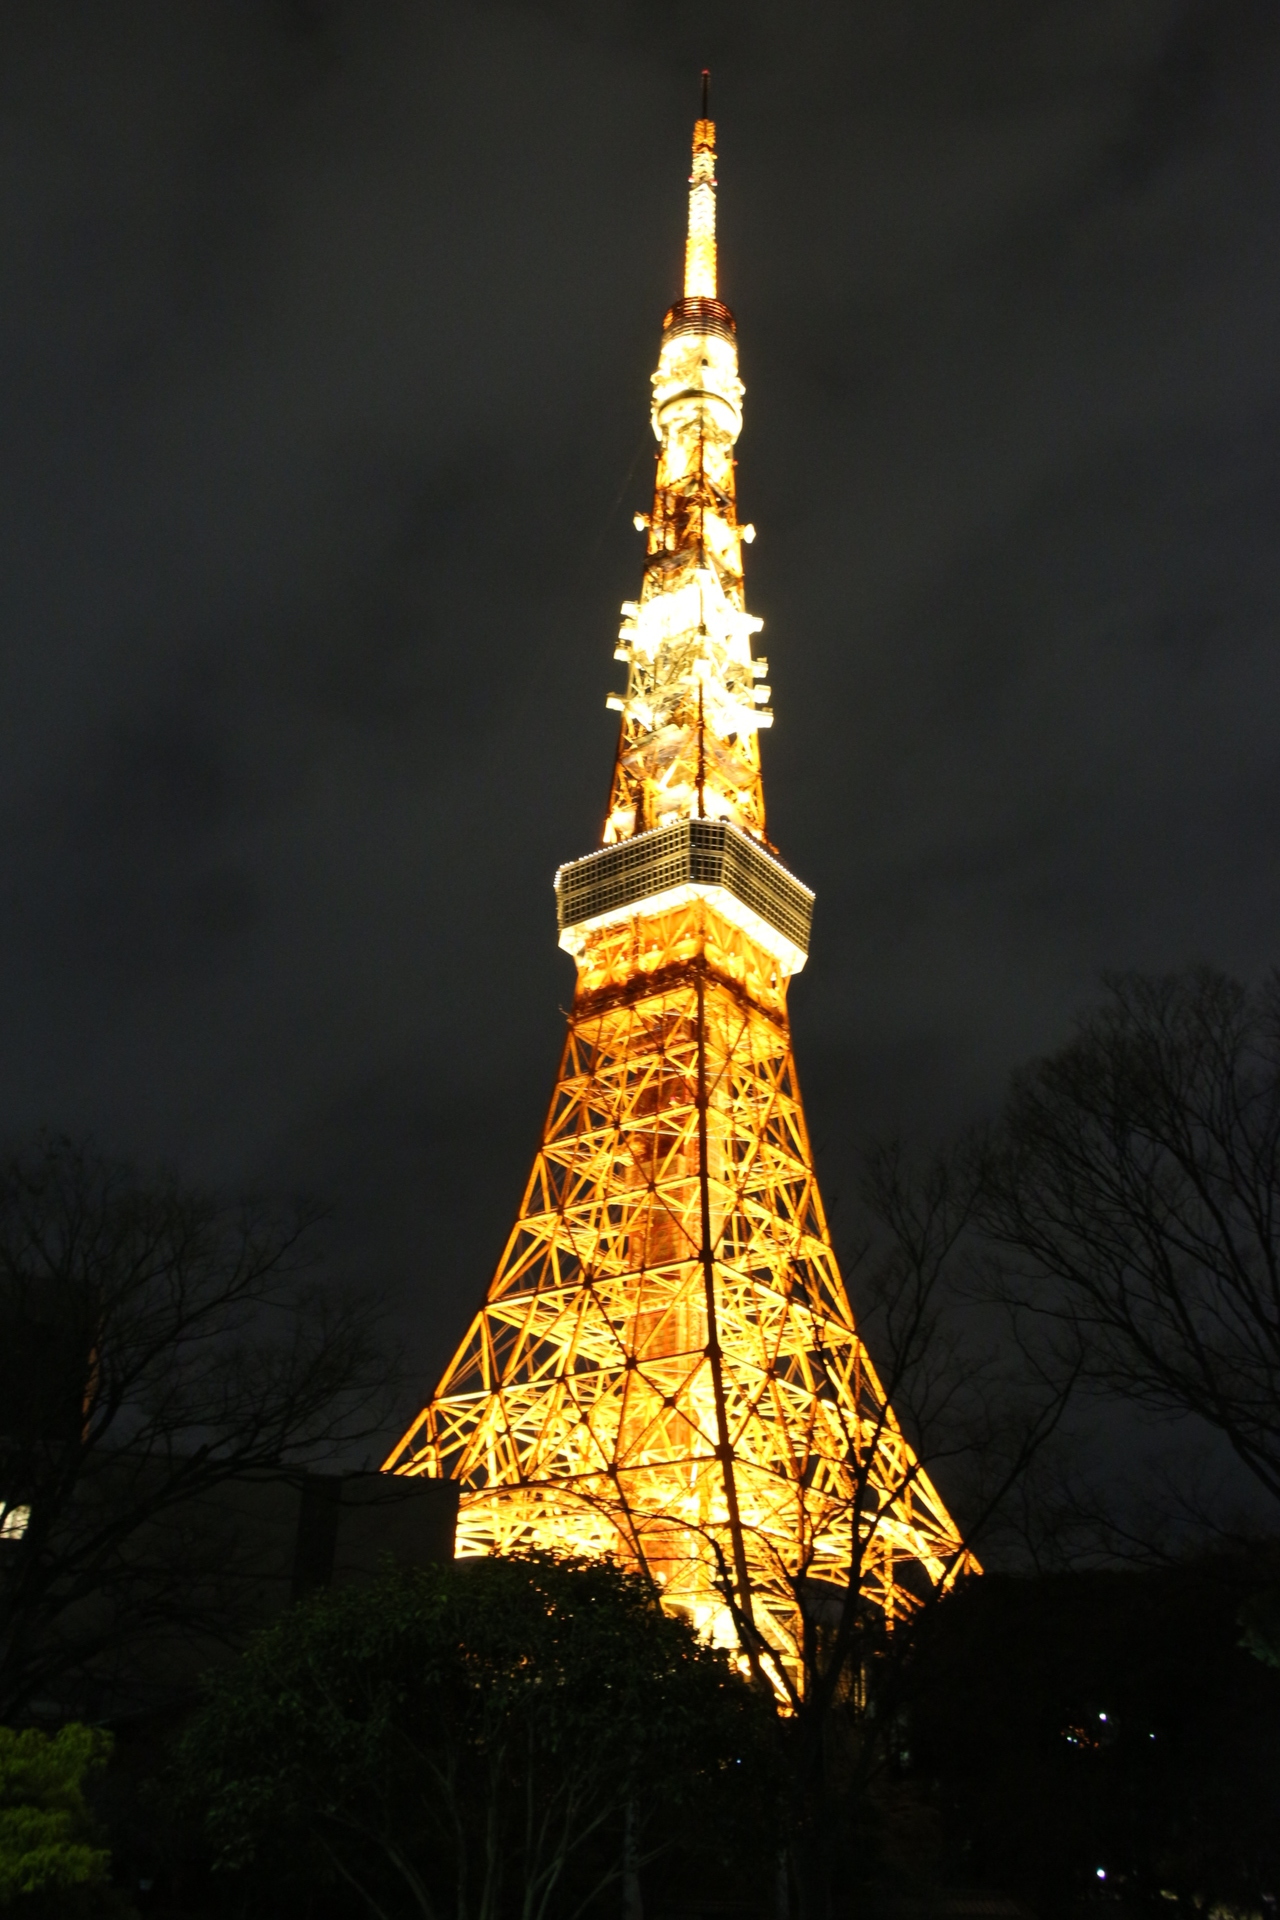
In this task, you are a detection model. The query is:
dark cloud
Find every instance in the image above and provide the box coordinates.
[2,0,1278,1417]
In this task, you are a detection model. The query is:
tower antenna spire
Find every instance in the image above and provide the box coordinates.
[685,74,717,299]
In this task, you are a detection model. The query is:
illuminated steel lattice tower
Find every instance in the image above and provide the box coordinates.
[388,102,966,1672]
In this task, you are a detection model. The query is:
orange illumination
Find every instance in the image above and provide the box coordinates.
[684,117,718,299]
[387,101,973,1688]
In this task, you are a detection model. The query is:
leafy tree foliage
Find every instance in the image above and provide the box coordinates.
[179,1553,775,1920]
[0,1722,122,1914]
[1238,1583,1280,1668]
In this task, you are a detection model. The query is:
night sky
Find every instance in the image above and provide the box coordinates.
[5,1,1280,1418]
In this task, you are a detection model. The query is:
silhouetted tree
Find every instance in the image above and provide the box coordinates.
[983,967,1280,1515]
[751,1138,1076,1920]
[179,1554,776,1920]
[0,1133,395,1719]
[610,1138,1076,1920]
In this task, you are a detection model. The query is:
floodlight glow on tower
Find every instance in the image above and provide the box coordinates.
[387,86,971,1688]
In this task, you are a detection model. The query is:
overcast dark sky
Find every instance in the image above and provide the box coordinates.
[4,0,1279,1417]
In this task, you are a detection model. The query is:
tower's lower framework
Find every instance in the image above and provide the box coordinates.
[387,901,965,1674]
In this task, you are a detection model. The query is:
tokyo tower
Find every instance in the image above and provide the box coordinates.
[387,90,967,1679]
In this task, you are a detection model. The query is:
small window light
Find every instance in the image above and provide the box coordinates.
[0,1504,31,1540]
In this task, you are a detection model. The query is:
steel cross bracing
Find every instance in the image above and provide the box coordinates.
[389,906,965,1666]
[387,107,970,1683]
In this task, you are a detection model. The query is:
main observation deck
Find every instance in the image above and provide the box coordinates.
[555,818,814,977]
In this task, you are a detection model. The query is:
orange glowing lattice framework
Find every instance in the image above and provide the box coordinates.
[387,101,972,1683]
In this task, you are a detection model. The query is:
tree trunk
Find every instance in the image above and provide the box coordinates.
[622,1799,643,1920]
[775,1846,790,1920]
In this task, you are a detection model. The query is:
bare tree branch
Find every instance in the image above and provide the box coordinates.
[0,1132,399,1717]
[981,968,1280,1518]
